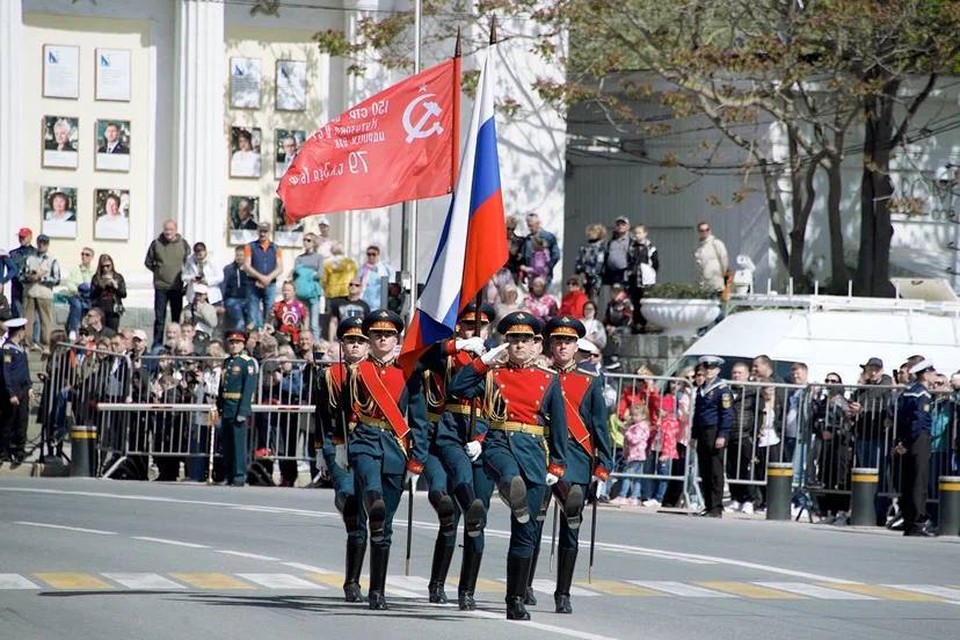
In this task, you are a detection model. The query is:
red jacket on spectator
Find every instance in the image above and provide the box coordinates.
[560,288,589,318]
[618,381,660,426]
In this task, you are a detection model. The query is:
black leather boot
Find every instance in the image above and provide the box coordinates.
[554,547,578,614]
[505,555,532,620]
[365,492,387,543]
[458,543,483,611]
[427,535,455,604]
[343,539,366,603]
[498,476,529,523]
[553,481,585,530]
[524,541,539,606]
[433,492,457,536]
[367,544,390,610]
[454,483,486,538]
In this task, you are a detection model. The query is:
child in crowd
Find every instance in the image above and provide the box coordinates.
[614,403,650,505]
[643,379,682,507]
[272,282,308,345]
[520,235,551,284]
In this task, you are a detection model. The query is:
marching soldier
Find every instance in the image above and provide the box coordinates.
[532,315,612,614]
[449,311,568,621]
[343,309,429,610]
[1,318,32,464]
[420,302,491,608]
[692,355,733,517]
[315,316,369,601]
[217,331,258,486]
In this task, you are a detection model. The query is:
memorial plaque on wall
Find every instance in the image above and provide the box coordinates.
[42,115,80,169]
[43,44,80,99]
[95,119,131,172]
[276,60,307,111]
[94,188,131,240]
[95,48,132,101]
[230,57,262,109]
[228,195,260,245]
[41,186,79,239]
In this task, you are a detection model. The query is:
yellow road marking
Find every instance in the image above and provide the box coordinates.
[577,580,662,596]
[697,581,805,599]
[474,577,505,593]
[34,573,112,590]
[168,573,254,590]
[304,571,352,589]
[820,583,942,602]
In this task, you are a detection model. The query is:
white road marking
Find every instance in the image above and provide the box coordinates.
[629,580,734,598]
[529,579,599,597]
[216,550,280,561]
[237,573,326,590]
[14,521,116,535]
[383,577,425,598]
[0,487,858,583]
[281,562,335,573]
[131,536,208,549]
[103,573,186,590]
[0,574,40,589]
[753,582,876,600]
[388,575,430,591]
[468,609,619,640]
[886,584,960,602]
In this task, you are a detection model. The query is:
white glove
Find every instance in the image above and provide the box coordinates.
[480,342,509,365]
[545,472,560,486]
[405,471,421,489]
[464,440,482,462]
[315,451,329,476]
[455,337,487,356]
[334,444,348,469]
[236,416,246,424]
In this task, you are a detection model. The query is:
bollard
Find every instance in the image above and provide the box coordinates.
[850,467,879,526]
[69,425,97,478]
[939,476,960,537]
[765,462,793,521]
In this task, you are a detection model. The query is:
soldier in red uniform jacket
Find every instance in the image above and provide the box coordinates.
[449,311,568,621]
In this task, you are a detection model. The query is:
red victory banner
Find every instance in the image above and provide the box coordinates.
[278,59,459,220]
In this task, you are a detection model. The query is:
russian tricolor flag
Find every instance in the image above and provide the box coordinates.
[400,43,508,371]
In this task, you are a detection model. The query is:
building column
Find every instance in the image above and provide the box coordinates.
[174,0,225,246]
[0,2,24,252]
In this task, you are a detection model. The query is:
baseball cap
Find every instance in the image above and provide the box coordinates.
[860,357,883,369]
[316,215,331,227]
[193,283,209,295]
[615,216,630,225]
[17,227,32,239]
[37,234,50,244]
[132,329,148,342]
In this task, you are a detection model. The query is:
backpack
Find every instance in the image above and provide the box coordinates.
[293,265,321,303]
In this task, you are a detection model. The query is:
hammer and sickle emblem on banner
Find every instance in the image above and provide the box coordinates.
[403,93,444,144]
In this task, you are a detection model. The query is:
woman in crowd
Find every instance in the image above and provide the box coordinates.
[581,300,607,351]
[89,254,127,332]
[811,373,853,519]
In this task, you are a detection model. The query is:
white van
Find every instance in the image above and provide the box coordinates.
[674,294,960,383]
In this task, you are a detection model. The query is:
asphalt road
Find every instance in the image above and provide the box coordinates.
[0,478,958,640]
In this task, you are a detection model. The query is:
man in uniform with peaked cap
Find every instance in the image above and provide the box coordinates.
[1,318,31,463]
[692,355,733,517]
[217,331,258,486]
[345,309,429,610]
[449,310,568,620]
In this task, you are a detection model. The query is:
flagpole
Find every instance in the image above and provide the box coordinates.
[401,0,422,310]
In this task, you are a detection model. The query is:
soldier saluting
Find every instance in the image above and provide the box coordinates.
[315,316,369,601]
[419,302,492,608]
[532,315,612,614]
[449,311,568,621]
[217,331,258,486]
[342,309,429,610]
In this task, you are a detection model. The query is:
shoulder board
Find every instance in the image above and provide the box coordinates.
[535,364,555,375]
[239,354,254,361]
[574,365,598,378]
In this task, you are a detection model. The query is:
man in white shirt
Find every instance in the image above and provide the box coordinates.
[183,242,223,306]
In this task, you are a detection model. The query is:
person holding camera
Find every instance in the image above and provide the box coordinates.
[90,254,127,332]
[21,234,60,352]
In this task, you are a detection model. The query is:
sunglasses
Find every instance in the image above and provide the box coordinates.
[825,378,840,384]
[349,283,362,288]
[367,252,378,257]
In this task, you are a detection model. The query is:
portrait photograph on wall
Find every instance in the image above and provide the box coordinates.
[42,115,80,169]
[230,57,262,109]
[41,186,78,239]
[228,195,260,245]
[274,129,305,178]
[95,48,132,101]
[229,126,262,178]
[273,198,304,247]
[276,60,307,111]
[42,44,80,99]
[94,188,131,240]
[95,119,131,172]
